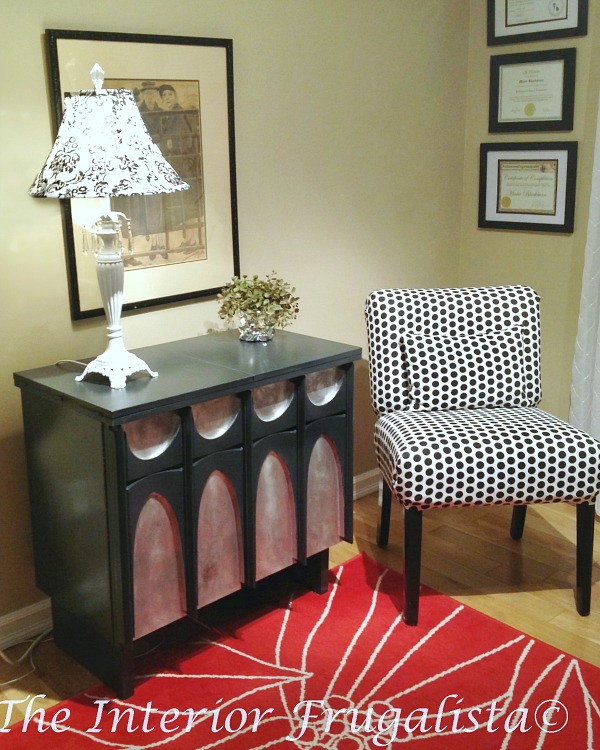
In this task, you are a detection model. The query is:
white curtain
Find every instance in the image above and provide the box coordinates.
[570,101,600,511]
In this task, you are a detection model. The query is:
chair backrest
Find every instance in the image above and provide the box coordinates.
[365,285,542,415]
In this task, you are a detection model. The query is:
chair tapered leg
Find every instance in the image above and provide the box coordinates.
[377,481,392,548]
[576,502,595,616]
[510,506,527,540]
[403,506,423,626]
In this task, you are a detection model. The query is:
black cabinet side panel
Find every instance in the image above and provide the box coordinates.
[21,390,114,642]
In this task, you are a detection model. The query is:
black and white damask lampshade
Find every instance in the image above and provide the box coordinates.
[30,65,189,389]
[30,83,187,198]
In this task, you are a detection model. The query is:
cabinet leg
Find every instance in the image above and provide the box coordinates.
[304,549,330,594]
[51,600,134,699]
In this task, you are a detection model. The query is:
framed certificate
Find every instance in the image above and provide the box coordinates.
[478,142,577,233]
[488,0,588,45]
[489,48,576,132]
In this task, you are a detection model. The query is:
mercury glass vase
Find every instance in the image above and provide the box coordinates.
[238,312,276,342]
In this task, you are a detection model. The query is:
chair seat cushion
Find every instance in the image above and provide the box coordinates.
[374,406,600,507]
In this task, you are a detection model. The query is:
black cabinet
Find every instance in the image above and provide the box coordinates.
[14,330,360,697]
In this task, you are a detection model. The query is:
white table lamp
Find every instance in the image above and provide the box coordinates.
[30,64,189,389]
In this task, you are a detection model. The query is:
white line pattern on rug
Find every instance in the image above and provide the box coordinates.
[32,561,600,749]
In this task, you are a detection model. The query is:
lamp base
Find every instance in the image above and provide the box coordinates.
[75,213,159,390]
[76,345,158,390]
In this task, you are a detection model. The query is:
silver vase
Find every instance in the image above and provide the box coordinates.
[238,312,275,342]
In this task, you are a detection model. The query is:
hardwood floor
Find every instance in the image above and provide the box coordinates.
[332,493,600,667]
[1,493,598,727]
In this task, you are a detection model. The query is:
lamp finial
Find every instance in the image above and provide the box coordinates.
[90,63,105,95]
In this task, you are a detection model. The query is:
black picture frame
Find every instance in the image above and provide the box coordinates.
[478,142,577,233]
[44,29,240,320]
[489,48,576,133]
[488,0,588,46]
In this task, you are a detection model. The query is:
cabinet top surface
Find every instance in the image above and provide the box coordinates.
[14,330,361,422]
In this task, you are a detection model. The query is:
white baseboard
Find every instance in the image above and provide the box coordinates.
[353,468,381,499]
[0,598,52,651]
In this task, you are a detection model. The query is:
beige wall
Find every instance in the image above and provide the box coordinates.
[0,1,468,616]
[460,1,600,420]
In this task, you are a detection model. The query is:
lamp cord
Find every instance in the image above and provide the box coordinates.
[55,359,86,370]
[0,628,53,688]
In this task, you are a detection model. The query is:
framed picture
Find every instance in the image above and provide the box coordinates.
[489,48,576,133]
[488,0,588,45]
[478,142,577,233]
[45,29,240,320]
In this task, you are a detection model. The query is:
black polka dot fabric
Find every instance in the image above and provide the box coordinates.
[374,406,600,507]
[365,286,600,509]
[404,328,527,410]
[365,286,542,415]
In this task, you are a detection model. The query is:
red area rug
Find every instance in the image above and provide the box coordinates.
[4,553,600,748]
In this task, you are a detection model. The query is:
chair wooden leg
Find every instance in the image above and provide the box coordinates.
[510,506,527,540]
[403,506,423,626]
[377,481,392,548]
[576,502,595,616]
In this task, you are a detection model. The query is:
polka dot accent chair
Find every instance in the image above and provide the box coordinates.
[365,286,599,625]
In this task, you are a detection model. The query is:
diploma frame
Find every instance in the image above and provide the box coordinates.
[44,29,240,320]
[488,0,588,46]
[478,142,577,233]
[489,48,576,133]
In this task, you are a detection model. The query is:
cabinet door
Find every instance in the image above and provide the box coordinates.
[303,416,348,558]
[122,411,183,482]
[250,380,297,439]
[193,449,244,609]
[128,470,186,639]
[304,366,348,422]
[191,395,243,458]
[252,432,297,582]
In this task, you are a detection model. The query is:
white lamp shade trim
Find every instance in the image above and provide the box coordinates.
[29,89,189,199]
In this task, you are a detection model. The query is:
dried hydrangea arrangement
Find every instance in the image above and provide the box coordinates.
[217,272,300,341]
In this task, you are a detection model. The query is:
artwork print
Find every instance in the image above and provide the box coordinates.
[105,77,207,271]
[45,30,239,320]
